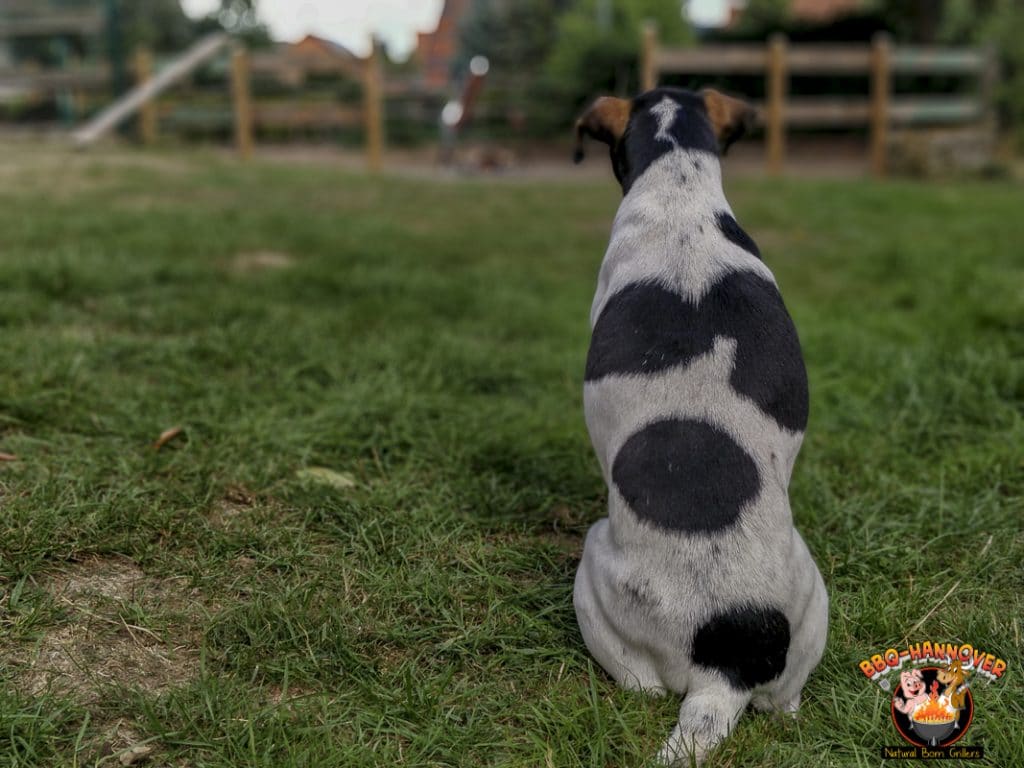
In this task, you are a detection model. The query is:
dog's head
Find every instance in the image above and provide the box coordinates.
[574,87,755,192]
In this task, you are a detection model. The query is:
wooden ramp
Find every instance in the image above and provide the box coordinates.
[72,33,229,148]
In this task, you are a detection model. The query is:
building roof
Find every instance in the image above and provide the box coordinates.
[789,0,864,23]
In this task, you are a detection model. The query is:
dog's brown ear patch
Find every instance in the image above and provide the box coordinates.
[702,89,756,154]
[574,96,631,163]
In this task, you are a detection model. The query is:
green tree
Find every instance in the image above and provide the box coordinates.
[120,0,199,53]
[457,0,570,77]
[732,0,790,34]
[453,0,571,137]
[545,0,693,101]
[937,0,1024,147]
[191,0,273,48]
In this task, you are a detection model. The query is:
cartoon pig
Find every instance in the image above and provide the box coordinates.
[894,669,929,715]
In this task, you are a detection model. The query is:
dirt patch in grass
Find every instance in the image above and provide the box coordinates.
[206,485,265,531]
[228,250,295,274]
[11,557,205,702]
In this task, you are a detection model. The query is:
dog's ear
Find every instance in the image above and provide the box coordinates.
[574,96,631,164]
[701,89,756,155]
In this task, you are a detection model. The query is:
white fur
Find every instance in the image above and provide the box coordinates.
[651,96,682,148]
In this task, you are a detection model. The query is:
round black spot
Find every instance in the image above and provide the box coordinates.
[611,418,760,534]
[691,605,790,690]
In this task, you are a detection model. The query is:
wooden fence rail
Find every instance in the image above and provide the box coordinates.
[641,25,998,176]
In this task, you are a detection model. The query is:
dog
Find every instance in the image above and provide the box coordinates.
[571,87,828,765]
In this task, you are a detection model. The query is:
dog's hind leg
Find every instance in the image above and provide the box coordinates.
[655,679,750,766]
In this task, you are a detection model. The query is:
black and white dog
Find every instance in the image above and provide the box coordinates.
[572,88,828,765]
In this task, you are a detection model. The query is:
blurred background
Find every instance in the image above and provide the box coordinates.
[1,0,1021,177]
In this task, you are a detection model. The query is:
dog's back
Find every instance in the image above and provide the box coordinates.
[572,88,828,765]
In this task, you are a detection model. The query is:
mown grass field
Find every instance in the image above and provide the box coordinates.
[0,145,1021,768]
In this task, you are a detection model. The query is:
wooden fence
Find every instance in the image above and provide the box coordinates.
[131,40,389,170]
[641,26,998,176]
[0,1,391,171]
[0,3,109,121]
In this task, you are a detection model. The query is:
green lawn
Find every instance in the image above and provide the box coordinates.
[0,146,1021,767]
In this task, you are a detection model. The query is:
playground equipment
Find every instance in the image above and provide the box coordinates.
[641,24,998,176]
[72,33,230,147]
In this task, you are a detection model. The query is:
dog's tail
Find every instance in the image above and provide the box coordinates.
[656,683,750,766]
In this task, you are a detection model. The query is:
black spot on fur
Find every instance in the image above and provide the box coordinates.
[611,418,759,533]
[715,211,761,260]
[691,605,791,690]
[612,88,720,193]
[585,275,809,431]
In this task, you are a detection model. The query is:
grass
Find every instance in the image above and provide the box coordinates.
[0,144,1021,767]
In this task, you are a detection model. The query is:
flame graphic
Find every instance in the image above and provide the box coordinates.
[912,696,957,724]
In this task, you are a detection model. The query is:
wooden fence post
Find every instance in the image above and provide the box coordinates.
[870,32,891,178]
[365,37,384,173]
[641,21,658,92]
[231,45,254,160]
[134,47,157,145]
[980,43,999,145]
[766,34,787,175]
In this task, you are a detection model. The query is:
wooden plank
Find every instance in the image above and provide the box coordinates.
[641,21,658,90]
[72,33,229,147]
[253,103,363,129]
[891,47,985,74]
[0,66,109,89]
[287,51,365,80]
[230,46,254,159]
[135,48,157,146]
[250,51,367,86]
[786,46,871,74]
[364,37,383,172]
[765,35,787,175]
[889,97,982,125]
[656,45,764,75]
[0,13,104,38]
[980,44,998,140]
[870,32,891,177]
[250,52,306,86]
[785,98,870,126]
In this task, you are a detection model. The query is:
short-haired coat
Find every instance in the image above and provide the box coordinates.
[572,87,828,765]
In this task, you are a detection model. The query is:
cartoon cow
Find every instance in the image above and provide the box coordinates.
[938,660,970,710]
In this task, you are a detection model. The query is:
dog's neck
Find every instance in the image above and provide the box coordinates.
[592,148,769,323]
[616,147,730,229]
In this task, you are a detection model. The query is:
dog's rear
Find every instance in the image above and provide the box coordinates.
[573,88,828,765]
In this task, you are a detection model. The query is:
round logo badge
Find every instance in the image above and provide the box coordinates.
[891,665,974,747]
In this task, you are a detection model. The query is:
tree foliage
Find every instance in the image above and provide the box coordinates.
[937,0,1024,145]
[450,0,691,136]
[457,0,570,78]
[545,0,693,99]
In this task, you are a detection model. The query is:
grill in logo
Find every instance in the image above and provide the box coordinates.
[890,664,972,747]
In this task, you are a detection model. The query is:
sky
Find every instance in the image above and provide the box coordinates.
[180,0,446,58]
[181,1,730,59]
